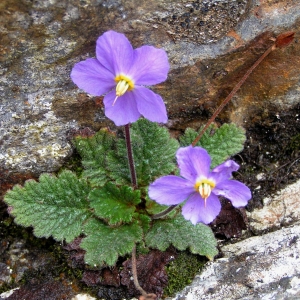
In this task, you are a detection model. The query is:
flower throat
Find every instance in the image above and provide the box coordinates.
[194,179,216,207]
[113,74,135,105]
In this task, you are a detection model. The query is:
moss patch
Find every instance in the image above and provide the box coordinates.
[164,251,207,297]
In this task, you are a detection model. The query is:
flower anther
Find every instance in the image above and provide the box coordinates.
[194,179,216,206]
[113,74,135,105]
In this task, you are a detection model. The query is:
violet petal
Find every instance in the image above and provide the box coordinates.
[212,160,239,179]
[182,193,221,225]
[213,180,251,207]
[129,46,169,85]
[148,175,194,205]
[176,146,211,183]
[103,91,141,126]
[96,31,133,75]
[133,86,168,123]
[70,58,115,95]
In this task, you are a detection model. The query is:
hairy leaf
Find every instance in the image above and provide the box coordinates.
[180,123,246,167]
[81,218,143,266]
[145,214,218,260]
[74,120,179,188]
[136,214,152,233]
[107,119,179,186]
[4,170,92,243]
[73,129,116,186]
[88,183,141,225]
[145,195,170,215]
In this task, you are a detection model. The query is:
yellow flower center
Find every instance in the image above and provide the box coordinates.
[194,178,216,206]
[113,74,135,105]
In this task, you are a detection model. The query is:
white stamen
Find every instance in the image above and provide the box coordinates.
[199,183,212,207]
[113,80,130,106]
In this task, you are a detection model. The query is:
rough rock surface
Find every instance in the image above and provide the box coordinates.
[248,180,300,234]
[0,0,299,175]
[169,180,300,300]
[170,223,300,300]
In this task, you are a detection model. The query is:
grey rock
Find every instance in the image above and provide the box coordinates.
[1,0,299,176]
[248,180,300,234]
[0,263,12,286]
[170,223,300,300]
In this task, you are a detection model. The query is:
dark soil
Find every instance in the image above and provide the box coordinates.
[235,102,300,212]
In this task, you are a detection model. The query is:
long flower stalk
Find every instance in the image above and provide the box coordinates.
[151,205,177,219]
[124,124,137,189]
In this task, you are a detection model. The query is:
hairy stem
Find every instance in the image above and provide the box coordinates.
[151,205,177,220]
[191,43,275,147]
[124,124,137,189]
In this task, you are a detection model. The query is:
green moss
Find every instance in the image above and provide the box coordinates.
[287,133,300,152]
[164,251,207,297]
[0,283,13,294]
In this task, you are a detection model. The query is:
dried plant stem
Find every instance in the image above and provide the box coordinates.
[151,205,177,219]
[132,244,148,297]
[191,43,276,147]
[124,124,137,189]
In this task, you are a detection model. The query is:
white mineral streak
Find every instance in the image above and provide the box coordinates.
[71,294,97,300]
[0,288,20,298]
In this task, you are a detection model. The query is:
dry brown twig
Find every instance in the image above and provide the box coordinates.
[191,31,295,147]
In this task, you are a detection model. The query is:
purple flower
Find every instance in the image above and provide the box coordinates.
[148,146,251,225]
[70,30,169,126]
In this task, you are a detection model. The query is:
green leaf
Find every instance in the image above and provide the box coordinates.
[145,214,218,260]
[136,213,152,232]
[88,183,141,225]
[107,119,180,186]
[81,218,143,266]
[4,170,92,243]
[145,195,170,215]
[180,123,246,167]
[73,129,116,186]
[74,119,179,188]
